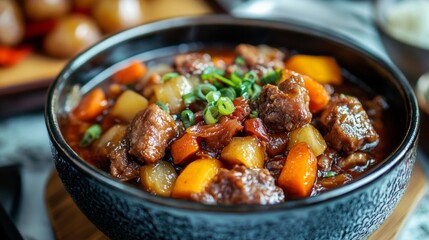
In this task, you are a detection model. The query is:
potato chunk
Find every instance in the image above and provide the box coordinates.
[110,90,148,122]
[153,76,193,114]
[221,136,265,169]
[172,158,223,199]
[140,161,177,197]
[288,124,327,157]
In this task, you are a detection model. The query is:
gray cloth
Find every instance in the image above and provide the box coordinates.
[0,113,54,240]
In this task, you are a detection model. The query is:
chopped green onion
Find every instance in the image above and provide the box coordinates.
[195,83,217,101]
[216,97,235,115]
[183,92,196,106]
[205,90,221,103]
[161,72,179,82]
[213,73,236,87]
[243,71,257,84]
[181,110,195,129]
[250,83,262,101]
[249,110,259,119]
[234,56,245,65]
[213,79,224,89]
[322,171,337,178]
[220,87,237,100]
[201,66,225,81]
[260,69,283,85]
[203,104,219,124]
[230,72,243,87]
[156,101,169,113]
[239,81,252,97]
[79,124,102,147]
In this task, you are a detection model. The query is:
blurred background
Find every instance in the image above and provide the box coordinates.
[0,0,428,239]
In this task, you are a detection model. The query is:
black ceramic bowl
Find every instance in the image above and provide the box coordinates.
[46,15,419,240]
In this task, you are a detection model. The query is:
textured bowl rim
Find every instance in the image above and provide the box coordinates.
[45,15,419,213]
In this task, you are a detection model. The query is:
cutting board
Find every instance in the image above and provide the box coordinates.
[45,163,427,240]
[0,0,216,88]
[0,0,219,117]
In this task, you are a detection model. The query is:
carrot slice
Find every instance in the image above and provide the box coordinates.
[285,55,343,85]
[278,142,317,198]
[303,75,331,113]
[73,87,107,121]
[171,133,200,165]
[112,60,146,85]
[172,158,223,199]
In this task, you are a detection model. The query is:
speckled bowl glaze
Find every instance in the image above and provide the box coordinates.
[46,16,419,240]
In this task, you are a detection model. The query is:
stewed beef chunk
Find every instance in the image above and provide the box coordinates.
[109,138,140,181]
[174,53,213,75]
[128,104,177,164]
[337,152,373,170]
[233,44,285,77]
[320,94,379,154]
[235,44,285,68]
[258,74,312,132]
[192,165,285,204]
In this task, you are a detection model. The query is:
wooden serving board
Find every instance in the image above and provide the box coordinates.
[0,0,216,89]
[0,0,219,117]
[45,163,427,240]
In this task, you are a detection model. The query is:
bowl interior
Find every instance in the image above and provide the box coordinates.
[47,16,418,211]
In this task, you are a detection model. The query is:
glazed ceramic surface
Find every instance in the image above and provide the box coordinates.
[46,16,419,240]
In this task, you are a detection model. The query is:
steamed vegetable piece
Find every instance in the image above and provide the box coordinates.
[112,61,146,85]
[91,0,144,33]
[287,124,327,156]
[23,0,70,21]
[221,136,265,169]
[172,158,223,199]
[110,90,148,122]
[153,75,193,114]
[285,55,343,85]
[0,0,25,46]
[171,133,200,165]
[73,87,107,121]
[140,161,178,197]
[44,14,101,58]
[278,142,318,198]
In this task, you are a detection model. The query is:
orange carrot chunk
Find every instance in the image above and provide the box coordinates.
[278,142,317,199]
[303,76,331,113]
[172,158,223,199]
[171,133,200,165]
[285,55,343,85]
[73,87,107,121]
[112,60,146,85]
